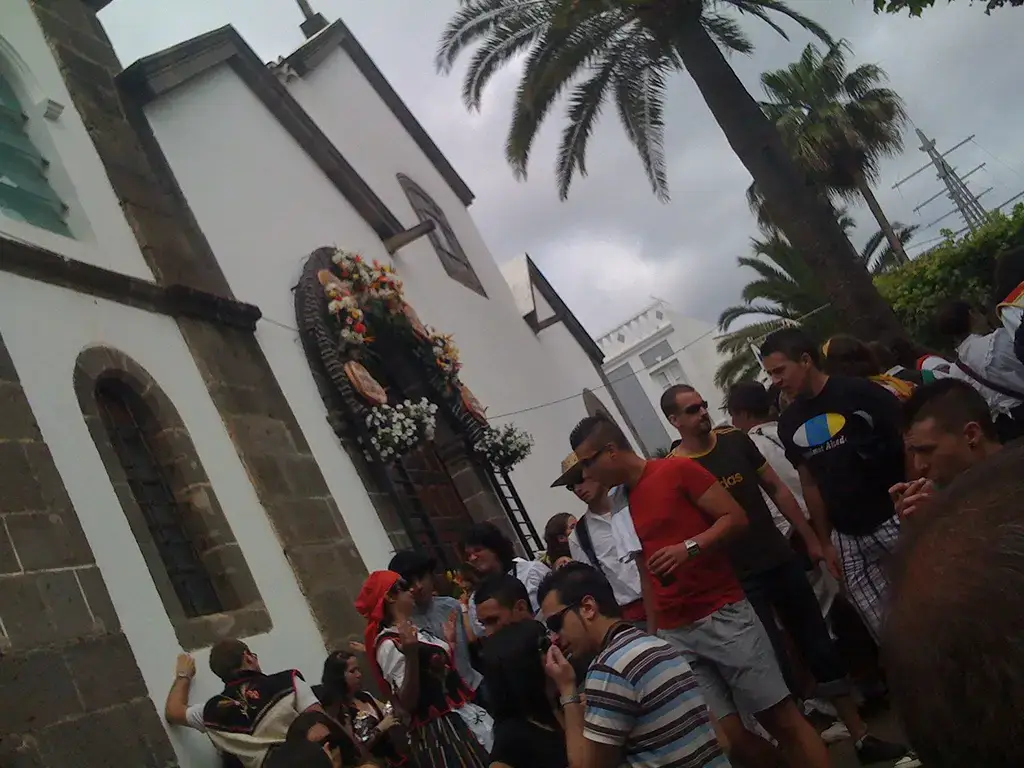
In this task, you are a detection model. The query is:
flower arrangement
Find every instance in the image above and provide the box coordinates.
[428,330,462,384]
[365,398,438,460]
[473,423,534,472]
[327,293,371,347]
[331,249,403,309]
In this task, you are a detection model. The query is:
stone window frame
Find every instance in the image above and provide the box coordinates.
[74,346,271,650]
[397,173,487,298]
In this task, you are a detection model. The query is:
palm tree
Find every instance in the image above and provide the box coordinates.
[436,0,904,341]
[714,218,916,388]
[750,42,909,262]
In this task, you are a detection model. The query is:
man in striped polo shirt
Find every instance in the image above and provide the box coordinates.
[539,563,729,768]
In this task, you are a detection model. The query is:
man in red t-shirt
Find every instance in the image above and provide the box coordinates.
[567,416,830,768]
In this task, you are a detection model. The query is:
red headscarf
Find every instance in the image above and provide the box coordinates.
[355,570,402,695]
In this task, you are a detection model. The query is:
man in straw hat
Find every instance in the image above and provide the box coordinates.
[552,451,647,628]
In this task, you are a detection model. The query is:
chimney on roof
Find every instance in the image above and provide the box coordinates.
[296,0,329,39]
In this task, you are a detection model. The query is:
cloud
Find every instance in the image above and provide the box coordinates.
[100,0,1024,335]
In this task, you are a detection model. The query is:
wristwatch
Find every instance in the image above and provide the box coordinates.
[559,692,582,707]
[684,539,701,558]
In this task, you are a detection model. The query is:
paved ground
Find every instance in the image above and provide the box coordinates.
[828,709,912,768]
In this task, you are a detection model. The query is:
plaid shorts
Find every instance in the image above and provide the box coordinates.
[832,515,901,643]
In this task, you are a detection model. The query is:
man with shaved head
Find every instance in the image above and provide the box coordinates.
[885,441,1024,767]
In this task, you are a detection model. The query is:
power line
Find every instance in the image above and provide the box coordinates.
[253,311,725,421]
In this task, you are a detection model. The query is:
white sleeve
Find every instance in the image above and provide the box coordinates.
[184,703,207,732]
[293,676,320,712]
[520,560,551,614]
[568,531,586,564]
[611,508,642,562]
[376,638,406,689]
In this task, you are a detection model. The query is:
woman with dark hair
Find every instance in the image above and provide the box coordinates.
[355,571,492,768]
[822,334,916,401]
[540,513,577,570]
[316,650,410,767]
[481,620,567,768]
[463,522,550,615]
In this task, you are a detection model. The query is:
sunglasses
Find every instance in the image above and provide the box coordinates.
[388,578,410,596]
[682,400,709,415]
[545,601,580,634]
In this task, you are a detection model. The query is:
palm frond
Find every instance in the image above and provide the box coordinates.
[614,45,671,200]
[436,0,552,74]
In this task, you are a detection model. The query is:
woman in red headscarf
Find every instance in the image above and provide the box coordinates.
[356,570,492,768]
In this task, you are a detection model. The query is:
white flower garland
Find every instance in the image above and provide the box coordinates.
[366,398,438,460]
[474,423,534,472]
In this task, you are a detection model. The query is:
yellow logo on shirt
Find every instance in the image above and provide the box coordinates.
[719,472,744,489]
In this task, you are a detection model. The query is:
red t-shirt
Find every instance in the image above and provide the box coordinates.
[628,458,745,629]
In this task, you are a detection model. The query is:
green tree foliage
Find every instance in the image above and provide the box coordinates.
[873,0,1022,15]
[715,219,916,388]
[875,205,1024,351]
[437,0,906,340]
[749,43,908,262]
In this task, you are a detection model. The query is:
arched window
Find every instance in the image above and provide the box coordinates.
[0,73,70,236]
[76,347,270,648]
[95,378,223,618]
[397,173,485,297]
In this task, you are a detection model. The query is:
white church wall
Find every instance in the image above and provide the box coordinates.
[141,56,595,548]
[0,1,154,281]
[0,274,329,768]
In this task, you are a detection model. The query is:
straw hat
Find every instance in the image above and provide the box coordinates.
[550,451,584,488]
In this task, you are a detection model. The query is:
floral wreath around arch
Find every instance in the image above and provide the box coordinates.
[319,248,533,469]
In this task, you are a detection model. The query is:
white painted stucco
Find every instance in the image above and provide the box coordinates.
[0,276,328,768]
[0,0,154,281]
[140,47,599,551]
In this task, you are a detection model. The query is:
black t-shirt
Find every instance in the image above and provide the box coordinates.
[490,718,567,768]
[778,375,904,536]
[673,428,794,579]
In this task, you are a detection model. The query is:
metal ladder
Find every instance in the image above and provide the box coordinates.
[490,470,544,558]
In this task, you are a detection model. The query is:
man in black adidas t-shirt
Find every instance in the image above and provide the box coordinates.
[662,384,910,765]
[761,328,906,645]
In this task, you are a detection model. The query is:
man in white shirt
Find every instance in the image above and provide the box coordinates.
[551,451,646,628]
[936,300,1024,440]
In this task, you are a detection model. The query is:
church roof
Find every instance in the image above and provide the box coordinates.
[500,254,604,366]
[119,24,422,241]
[280,19,474,208]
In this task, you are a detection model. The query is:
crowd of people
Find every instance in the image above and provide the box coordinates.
[162,284,1024,768]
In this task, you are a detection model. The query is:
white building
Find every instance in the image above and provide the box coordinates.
[0,3,637,766]
[597,300,730,454]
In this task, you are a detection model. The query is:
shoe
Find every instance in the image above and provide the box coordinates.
[820,721,851,745]
[856,734,909,764]
[894,752,923,768]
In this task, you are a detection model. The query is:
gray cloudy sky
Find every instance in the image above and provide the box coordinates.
[99,0,1024,337]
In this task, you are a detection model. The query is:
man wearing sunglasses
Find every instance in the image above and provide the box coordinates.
[663,385,911,765]
[538,563,726,768]
[567,415,830,768]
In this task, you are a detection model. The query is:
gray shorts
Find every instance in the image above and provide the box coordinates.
[658,599,790,718]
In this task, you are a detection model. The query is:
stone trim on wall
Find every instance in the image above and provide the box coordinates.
[0,235,262,331]
[73,345,271,650]
[0,331,177,767]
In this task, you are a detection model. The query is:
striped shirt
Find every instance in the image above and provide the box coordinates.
[583,625,729,768]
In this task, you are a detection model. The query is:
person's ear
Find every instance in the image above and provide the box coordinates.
[964,421,983,448]
[579,595,598,620]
